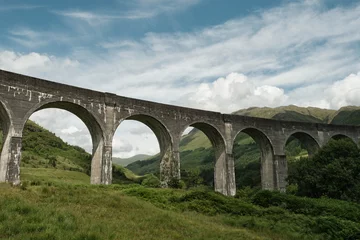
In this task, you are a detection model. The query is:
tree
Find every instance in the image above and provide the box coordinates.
[288,138,360,202]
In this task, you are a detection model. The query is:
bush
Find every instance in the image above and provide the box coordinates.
[251,190,360,222]
[288,138,360,202]
[141,174,161,188]
[168,178,185,189]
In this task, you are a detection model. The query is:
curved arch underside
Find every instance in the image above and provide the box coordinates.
[31,101,106,184]
[331,134,357,145]
[126,115,172,155]
[190,122,225,156]
[235,128,275,190]
[286,132,320,157]
[36,102,103,149]
[124,114,177,186]
[189,122,229,194]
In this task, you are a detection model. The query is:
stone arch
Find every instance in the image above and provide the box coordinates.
[21,99,106,184]
[284,131,320,158]
[233,127,275,190]
[180,121,227,194]
[329,134,357,146]
[0,99,14,182]
[114,114,175,186]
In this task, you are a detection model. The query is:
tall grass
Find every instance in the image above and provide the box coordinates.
[1,168,359,240]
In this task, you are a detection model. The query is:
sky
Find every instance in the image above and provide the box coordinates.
[1,0,360,158]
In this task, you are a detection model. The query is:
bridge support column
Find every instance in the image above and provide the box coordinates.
[274,154,288,192]
[101,145,113,185]
[4,136,22,185]
[214,152,236,196]
[160,146,180,187]
[226,153,236,196]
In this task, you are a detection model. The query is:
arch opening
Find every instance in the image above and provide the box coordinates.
[285,132,320,160]
[113,114,173,187]
[285,132,320,192]
[20,101,104,184]
[179,122,226,192]
[330,134,357,145]
[232,128,275,190]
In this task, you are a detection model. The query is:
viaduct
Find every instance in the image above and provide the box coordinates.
[0,69,359,196]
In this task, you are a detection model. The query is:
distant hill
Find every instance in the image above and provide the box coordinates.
[112,154,152,166]
[329,106,360,125]
[234,105,336,123]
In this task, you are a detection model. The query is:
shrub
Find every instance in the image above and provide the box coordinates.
[141,174,161,188]
[288,138,360,202]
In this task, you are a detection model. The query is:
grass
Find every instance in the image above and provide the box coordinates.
[20,167,90,185]
[0,170,264,240]
[1,168,359,240]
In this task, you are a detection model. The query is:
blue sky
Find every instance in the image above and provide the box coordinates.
[1,0,360,157]
[0,0,286,54]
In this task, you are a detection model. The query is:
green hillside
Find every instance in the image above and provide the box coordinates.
[113,154,152,166]
[329,106,360,125]
[20,121,92,174]
[234,105,336,123]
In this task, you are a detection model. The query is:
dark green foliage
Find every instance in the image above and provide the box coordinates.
[181,169,204,189]
[174,190,259,216]
[167,178,185,189]
[288,138,360,202]
[126,154,161,175]
[272,111,324,123]
[141,174,161,188]
[252,190,360,222]
[124,186,360,239]
[330,109,360,125]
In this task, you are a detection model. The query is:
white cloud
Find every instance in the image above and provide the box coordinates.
[326,72,360,109]
[54,0,201,24]
[61,126,80,135]
[186,73,288,112]
[29,109,92,152]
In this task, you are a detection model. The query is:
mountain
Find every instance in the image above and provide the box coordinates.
[127,105,360,188]
[112,154,152,166]
[329,106,360,125]
[233,105,336,123]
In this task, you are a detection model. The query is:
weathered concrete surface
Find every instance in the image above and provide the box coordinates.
[1,69,360,196]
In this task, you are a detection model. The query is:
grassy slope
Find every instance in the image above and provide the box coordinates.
[113,154,152,166]
[1,170,360,240]
[20,120,92,174]
[0,184,261,240]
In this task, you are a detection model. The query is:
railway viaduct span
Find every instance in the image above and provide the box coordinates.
[0,69,359,196]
